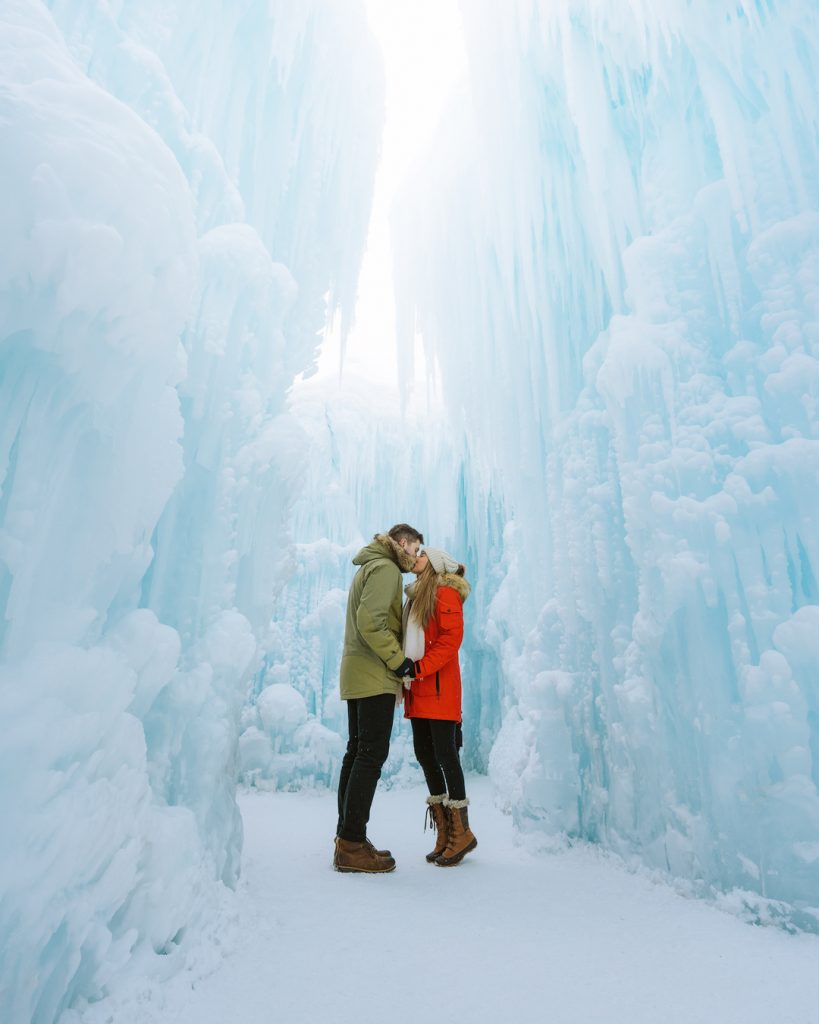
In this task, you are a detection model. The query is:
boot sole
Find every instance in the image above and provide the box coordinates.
[335,863,396,874]
[435,838,477,867]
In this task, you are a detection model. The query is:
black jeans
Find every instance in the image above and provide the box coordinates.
[411,718,466,801]
[337,693,395,842]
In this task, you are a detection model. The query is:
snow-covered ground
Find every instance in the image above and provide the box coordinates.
[87,777,819,1024]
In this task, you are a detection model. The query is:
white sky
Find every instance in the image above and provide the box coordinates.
[313,0,467,390]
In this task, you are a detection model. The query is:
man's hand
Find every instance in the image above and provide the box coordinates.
[395,657,416,679]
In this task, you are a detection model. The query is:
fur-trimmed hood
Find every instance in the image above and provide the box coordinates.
[405,572,471,603]
[352,533,418,573]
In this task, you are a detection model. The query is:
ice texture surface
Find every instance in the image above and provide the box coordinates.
[5,4,819,1023]
[394,0,819,925]
[0,2,382,1021]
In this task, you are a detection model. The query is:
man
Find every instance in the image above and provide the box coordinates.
[334,523,423,872]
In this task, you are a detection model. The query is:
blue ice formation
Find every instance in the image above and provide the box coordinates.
[0,2,382,1021]
[393,0,819,927]
[4,3,819,1021]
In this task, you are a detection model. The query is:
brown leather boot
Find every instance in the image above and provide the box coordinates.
[334,836,391,868]
[424,794,448,863]
[335,837,396,873]
[435,798,477,866]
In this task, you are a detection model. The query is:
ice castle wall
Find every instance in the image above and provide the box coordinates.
[394,0,819,925]
[0,3,382,1021]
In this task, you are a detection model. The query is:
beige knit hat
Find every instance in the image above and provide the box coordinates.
[423,547,461,575]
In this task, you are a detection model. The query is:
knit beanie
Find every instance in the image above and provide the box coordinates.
[424,547,461,575]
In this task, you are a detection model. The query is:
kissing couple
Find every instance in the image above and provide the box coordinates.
[334,523,477,873]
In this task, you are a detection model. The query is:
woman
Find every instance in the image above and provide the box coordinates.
[402,547,477,866]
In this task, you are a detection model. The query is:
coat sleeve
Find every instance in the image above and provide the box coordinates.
[415,587,464,677]
[356,562,406,670]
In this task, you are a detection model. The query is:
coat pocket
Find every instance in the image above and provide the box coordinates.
[412,675,438,698]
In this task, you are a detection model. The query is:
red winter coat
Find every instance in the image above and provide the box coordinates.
[403,574,470,722]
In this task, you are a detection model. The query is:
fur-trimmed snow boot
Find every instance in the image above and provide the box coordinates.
[424,794,448,863]
[335,837,396,873]
[435,798,477,866]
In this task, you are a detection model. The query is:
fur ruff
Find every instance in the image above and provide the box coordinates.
[445,798,469,809]
[405,572,471,603]
[374,532,419,573]
[426,793,447,805]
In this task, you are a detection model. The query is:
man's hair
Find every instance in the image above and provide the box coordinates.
[388,523,424,545]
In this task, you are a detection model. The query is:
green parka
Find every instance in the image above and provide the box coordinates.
[339,534,417,700]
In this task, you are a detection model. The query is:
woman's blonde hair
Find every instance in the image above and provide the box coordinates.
[410,562,465,630]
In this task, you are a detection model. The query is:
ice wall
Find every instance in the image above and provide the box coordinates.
[0,2,382,1021]
[395,0,819,926]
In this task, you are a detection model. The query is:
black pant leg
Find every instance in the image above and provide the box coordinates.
[338,693,395,842]
[429,719,466,801]
[411,717,447,796]
[336,699,360,836]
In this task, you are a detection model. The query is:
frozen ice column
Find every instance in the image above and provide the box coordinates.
[0,5,201,1023]
[394,0,819,925]
[0,2,384,1023]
